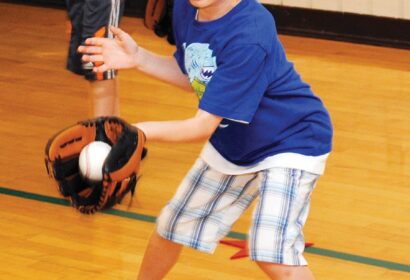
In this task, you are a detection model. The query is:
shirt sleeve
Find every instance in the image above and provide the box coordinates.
[172,0,188,74]
[173,47,186,74]
[199,44,268,123]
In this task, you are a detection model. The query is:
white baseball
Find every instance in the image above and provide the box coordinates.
[79,141,112,181]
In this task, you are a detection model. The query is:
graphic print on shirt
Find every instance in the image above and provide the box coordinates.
[184,43,217,100]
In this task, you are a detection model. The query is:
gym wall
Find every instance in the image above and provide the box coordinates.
[258,0,410,49]
[3,0,146,17]
[260,0,410,20]
[5,0,410,49]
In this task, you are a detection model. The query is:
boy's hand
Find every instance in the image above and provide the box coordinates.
[78,26,139,73]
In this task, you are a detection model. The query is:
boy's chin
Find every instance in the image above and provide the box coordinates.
[189,0,208,8]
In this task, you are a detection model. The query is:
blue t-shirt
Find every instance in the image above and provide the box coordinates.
[173,0,333,166]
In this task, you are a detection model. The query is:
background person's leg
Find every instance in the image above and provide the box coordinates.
[89,78,119,117]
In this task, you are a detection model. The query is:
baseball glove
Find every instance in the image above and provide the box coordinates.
[44,116,146,214]
[144,0,175,45]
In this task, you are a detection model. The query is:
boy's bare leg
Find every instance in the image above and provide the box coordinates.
[89,78,119,117]
[256,262,315,280]
[137,231,183,280]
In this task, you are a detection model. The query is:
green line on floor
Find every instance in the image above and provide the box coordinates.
[0,186,409,273]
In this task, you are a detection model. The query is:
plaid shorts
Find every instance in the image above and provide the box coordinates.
[156,158,319,265]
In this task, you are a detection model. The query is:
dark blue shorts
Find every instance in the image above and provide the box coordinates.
[66,0,125,81]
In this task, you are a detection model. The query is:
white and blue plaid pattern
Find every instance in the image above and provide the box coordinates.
[249,168,317,265]
[156,158,318,265]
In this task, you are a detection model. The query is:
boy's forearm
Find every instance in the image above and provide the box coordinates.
[135,120,211,143]
[134,111,222,143]
[136,47,192,91]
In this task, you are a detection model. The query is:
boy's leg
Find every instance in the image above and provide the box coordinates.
[142,158,259,278]
[249,168,319,279]
[137,231,183,280]
[256,262,315,280]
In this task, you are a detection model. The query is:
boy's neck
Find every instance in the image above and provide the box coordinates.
[196,0,241,22]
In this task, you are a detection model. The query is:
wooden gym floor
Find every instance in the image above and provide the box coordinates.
[0,3,409,279]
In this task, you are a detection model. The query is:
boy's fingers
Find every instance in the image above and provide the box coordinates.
[81,54,90,62]
[78,46,102,54]
[84,37,106,46]
[81,54,104,63]
[110,26,125,40]
[110,26,120,35]
[94,64,108,73]
[87,55,104,63]
[77,45,86,53]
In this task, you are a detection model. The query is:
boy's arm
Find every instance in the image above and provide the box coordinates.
[135,109,223,143]
[136,47,191,91]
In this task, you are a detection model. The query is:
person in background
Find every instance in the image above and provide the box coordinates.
[66,0,125,116]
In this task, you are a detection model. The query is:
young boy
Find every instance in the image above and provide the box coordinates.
[66,0,125,116]
[78,0,333,278]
